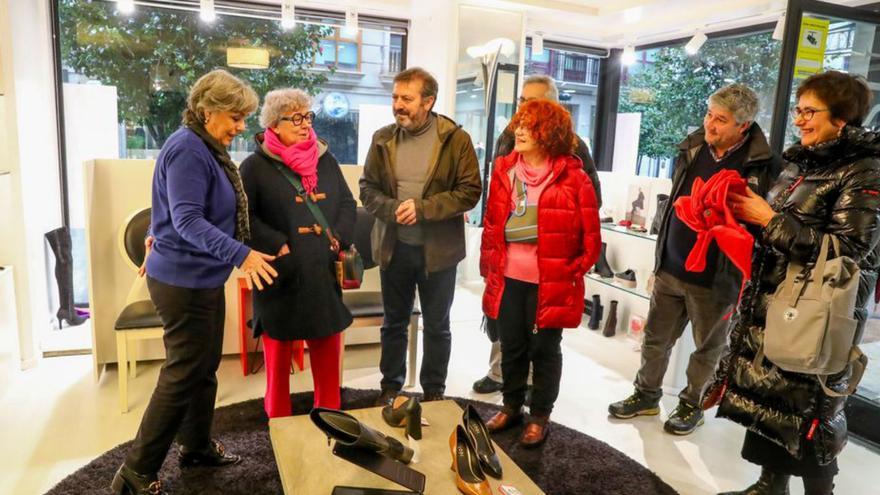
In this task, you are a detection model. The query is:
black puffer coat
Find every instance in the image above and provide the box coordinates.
[716,126,880,465]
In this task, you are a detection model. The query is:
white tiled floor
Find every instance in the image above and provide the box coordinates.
[1,283,878,495]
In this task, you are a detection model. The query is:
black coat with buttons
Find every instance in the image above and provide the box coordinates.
[239,134,355,341]
[715,126,880,465]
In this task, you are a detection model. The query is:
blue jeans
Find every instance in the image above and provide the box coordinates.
[379,242,457,394]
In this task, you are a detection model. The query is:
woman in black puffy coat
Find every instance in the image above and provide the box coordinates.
[714,71,880,495]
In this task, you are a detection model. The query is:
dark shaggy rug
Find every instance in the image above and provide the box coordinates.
[46,388,677,495]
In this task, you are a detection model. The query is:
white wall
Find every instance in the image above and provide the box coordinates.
[406,1,458,115]
[0,0,64,369]
[62,83,120,229]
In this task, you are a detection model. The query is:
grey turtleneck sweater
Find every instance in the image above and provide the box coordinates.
[394,113,439,246]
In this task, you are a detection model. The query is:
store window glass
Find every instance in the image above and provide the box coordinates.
[524,39,601,152]
[618,30,782,178]
[57,0,405,305]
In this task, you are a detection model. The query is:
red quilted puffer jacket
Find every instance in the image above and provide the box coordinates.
[480,152,601,328]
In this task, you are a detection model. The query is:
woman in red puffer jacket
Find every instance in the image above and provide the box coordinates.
[480,99,601,447]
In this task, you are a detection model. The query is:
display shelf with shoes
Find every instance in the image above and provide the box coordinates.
[585,273,650,300]
[600,223,657,242]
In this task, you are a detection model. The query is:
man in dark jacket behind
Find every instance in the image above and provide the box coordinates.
[607,83,782,435]
[360,67,482,405]
[473,74,603,395]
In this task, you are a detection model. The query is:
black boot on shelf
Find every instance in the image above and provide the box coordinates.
[592,243,614,278]
[650,194,670,236]
[45,227,87,328]
[717,467,791,495]
[587,295,603,330]
[603,300,618,337]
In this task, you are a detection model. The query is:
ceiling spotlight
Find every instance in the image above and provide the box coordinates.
[684,31,708,55]
[343,7,358,36]
[281,0,295,29]
[622,45,636,66]
[117,0,135,14]
[532,32,544,56]
[200,0,216,23]
[772,13,786,41]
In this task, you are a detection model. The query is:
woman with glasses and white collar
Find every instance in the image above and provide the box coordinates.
[240,88,356,418]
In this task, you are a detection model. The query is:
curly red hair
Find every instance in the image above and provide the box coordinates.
[507,99,576,158]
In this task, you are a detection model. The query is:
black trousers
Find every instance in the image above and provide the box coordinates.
[125,276,226,474]
[498,277,563,417]
[379,242,457,394]
[742,430,838,494]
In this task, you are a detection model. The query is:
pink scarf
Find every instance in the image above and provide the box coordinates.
[515,154,552,186]
[264,128,319,194]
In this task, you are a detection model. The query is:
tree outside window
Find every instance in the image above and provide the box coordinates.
[618,31,782,177]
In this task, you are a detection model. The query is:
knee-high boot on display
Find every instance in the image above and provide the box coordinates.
[45,227,86,328]
[650,194,669,236]
[718,468,791,495]
[310,407,414,464]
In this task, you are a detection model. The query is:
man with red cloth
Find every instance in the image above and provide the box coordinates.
[609,84,782,435]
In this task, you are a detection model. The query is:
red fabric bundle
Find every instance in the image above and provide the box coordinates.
[672,169,754,299]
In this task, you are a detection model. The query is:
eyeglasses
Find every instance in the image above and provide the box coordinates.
[790,107,829,122]
[279,111,316,126]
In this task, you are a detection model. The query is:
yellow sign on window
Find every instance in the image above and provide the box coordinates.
[794,17,830,79]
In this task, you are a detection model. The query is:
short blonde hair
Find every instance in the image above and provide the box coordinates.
[259,88,312,128]
[183,69,259,124]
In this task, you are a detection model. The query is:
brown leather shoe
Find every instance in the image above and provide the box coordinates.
[520,417,550,448]
[485,407,523,433]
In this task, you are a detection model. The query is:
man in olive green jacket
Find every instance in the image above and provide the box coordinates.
[360,67,481,405]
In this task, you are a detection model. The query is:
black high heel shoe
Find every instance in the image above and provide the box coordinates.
[462,404,502,479]
[381,396,422,440]
[449,425,492,495]
[110,463,164,495]
[310,407,414,464]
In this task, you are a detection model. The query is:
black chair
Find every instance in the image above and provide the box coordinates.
[114,207,163,413]
[341,207,421,388]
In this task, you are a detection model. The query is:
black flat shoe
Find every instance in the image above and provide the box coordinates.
[178,439,241,468]
[462,404,502,479]
[110,463,164,495]
[381,396,422,440]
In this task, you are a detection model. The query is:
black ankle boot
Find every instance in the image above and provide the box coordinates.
[110,464,164,495]
[587,295,603,330]
[603,300,618,337]
[718,468,791,495]
[593,243,614,278]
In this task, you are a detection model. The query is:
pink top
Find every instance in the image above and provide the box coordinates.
[504,155,553,284]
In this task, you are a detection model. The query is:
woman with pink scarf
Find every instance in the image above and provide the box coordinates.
[240,89,356,417]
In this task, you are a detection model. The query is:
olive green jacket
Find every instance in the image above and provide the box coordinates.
[359,113,482,272]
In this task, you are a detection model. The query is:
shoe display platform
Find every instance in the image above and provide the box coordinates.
[269,400,544,495]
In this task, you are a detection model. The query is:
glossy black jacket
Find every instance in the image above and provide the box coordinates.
[716,126,880,465]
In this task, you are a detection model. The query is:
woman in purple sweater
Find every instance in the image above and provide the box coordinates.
[112,70,277,495]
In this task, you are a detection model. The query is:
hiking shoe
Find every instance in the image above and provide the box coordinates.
[472,375,503,394]
[608,390,661,419]
[663,401,704,435]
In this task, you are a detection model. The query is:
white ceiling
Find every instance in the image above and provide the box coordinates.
[296,0,878,48]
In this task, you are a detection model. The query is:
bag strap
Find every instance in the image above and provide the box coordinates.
[271,162,334,240]
[817,347,868,397]
[804,235,832,300]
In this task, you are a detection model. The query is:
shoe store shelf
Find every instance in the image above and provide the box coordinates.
[600,223,657,242]
[585,273,651,300]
